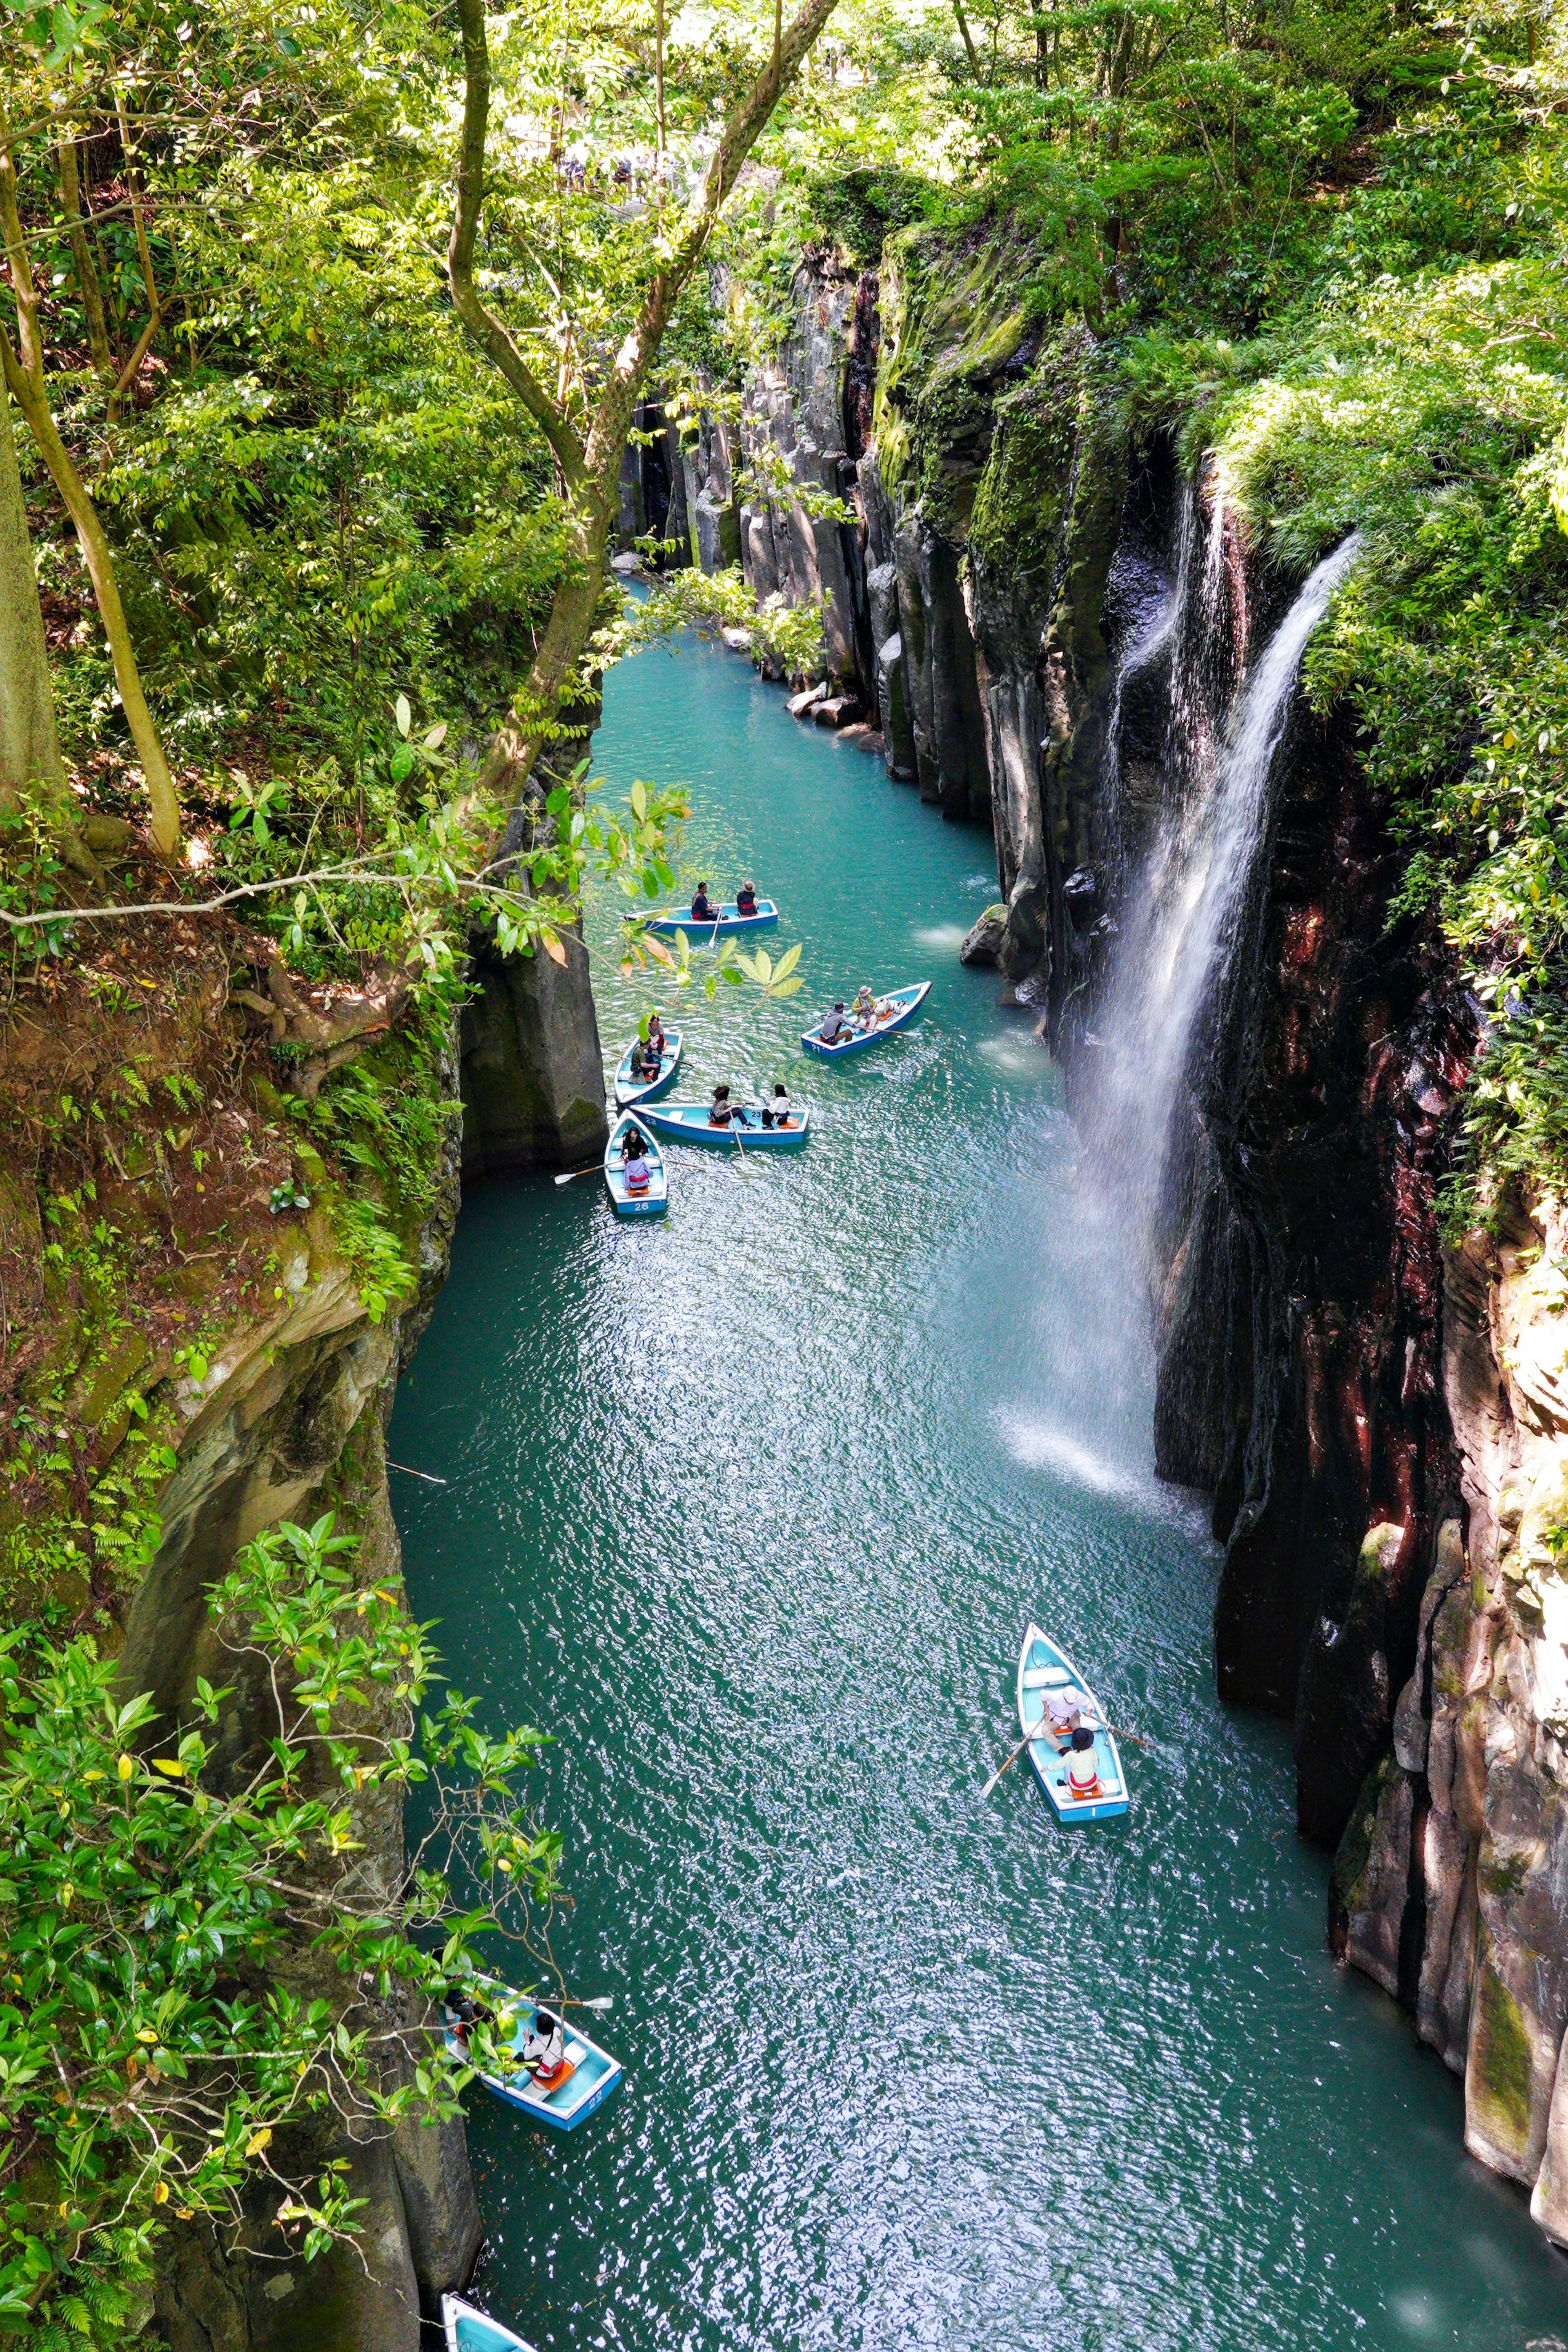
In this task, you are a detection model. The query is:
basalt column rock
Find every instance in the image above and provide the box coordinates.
[1153,684,1469,1844]
[458,752,610,1179]
[735,257,871,693]
[1330,1188,1568,2241]
[459,918,608,1178]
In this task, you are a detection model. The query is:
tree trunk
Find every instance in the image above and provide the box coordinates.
[0,389,67,820]
[0,135,181,856]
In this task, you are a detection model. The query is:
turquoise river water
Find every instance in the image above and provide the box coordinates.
[390,630,1568,2352]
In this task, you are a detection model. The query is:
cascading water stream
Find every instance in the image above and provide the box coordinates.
[1091,527,1361,1243]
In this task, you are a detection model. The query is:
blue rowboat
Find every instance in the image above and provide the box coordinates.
[604,1111,668,1218]
[802,980,930,1058]
[442,2294,537,2352]
[442,1984,623,2131]
[613,1027,682,1108]
[639,1101,811,1152]
[1016,1622,1130,1826]
[627,899,779,940]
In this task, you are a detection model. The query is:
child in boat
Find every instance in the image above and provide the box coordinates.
[708,1083,735,1127]
[735,880,759,916]
[762,1083,792,1129]
[690,882,717,922]
[521,2005,565,2078]
[1066,1725,1101,1801]
[818,1002,849,1044]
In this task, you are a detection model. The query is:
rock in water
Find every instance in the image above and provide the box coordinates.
[960,904,1008,967]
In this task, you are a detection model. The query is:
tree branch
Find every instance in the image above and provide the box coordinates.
[446,0,586,491]
[54,129,114,385]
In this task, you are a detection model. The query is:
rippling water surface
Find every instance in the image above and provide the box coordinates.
[391,633,1568,2351]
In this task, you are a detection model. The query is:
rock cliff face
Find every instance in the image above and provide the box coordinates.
[695,228,1568,2237]
[1334,1191,1568,2241]
[140,1040,480,2352]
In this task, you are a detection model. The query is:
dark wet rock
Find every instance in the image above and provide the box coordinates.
[960,905,1008,966]
[459,919,608,1177]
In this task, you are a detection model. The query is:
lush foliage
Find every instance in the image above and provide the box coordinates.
[0,1515,564,2347]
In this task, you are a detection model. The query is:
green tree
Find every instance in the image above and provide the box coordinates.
[0,1515,566,2345]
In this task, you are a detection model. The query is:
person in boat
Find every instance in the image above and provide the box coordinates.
[762,1082,792,1129]
[818,1001,850,1045]
[690,882,718,922]
[1066,1724,1101,1802]
[852,982,879,1030]
[621,1127,651,1193]
[1040,1678,1089,1746]
[708,1082,735,1127]
[521,2004,565,2079]
[735,880,759,917]
[646,1011,667,1058]
[628,1035,658,1083]
[445,1987,494,2049]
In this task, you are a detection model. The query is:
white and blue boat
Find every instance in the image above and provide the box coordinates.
[802,981,930,1058]
[638,1101,811,1152]
[613,1027,682,1108]
[604,1111,668,1218]
[442,2294,536,2352]
[628,898,779,940]
[1016,1622,1129,1826]
[442,1985,623,2131]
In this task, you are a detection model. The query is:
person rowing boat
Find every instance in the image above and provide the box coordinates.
[817,1000,850,1045]
[690,882,717,922]
[620,1125,651,1194]
[628,1035,659,1083]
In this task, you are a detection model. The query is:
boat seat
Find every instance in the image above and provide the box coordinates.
[1022,1666,1071,1690]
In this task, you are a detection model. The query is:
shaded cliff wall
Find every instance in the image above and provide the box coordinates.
[145,1088,482,2351]
[704,224,1568,2240]
[1333,1190,1568,2242]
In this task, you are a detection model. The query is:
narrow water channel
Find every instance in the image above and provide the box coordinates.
[390,632,1568,2352]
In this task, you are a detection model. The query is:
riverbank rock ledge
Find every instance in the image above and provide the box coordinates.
[667,228,1568,2239]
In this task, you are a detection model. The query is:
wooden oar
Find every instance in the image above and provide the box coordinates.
[554,1159,604,1187]
[980,1728,1036,1799]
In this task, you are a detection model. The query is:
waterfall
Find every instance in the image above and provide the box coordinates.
[1091,529,1362,1243]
